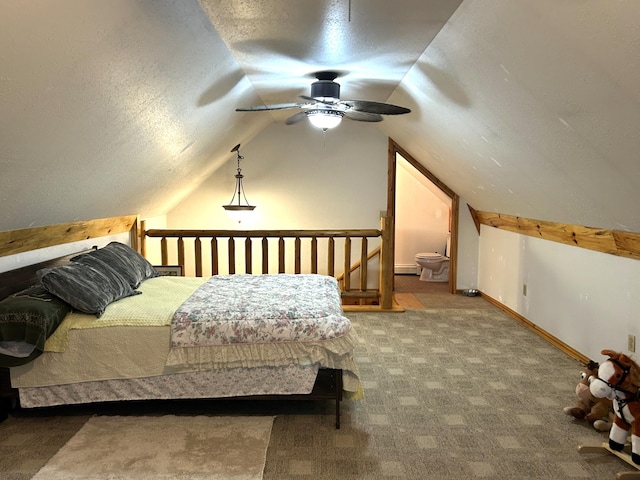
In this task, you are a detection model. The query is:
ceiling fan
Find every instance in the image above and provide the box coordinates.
[235,71,411,131]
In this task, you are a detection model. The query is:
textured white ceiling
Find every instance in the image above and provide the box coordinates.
[1,0,639,232]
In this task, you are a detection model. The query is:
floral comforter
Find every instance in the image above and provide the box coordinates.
[171,274,351,348]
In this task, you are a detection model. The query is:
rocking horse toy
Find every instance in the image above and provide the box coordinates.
[590,349,640,464]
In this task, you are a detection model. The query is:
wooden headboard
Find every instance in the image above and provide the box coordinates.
[0,215,139,300]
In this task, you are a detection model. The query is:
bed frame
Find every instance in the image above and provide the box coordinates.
[0,215,386,428]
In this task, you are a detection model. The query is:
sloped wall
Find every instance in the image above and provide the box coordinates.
[167,121,389,230]
[478,225,640,361]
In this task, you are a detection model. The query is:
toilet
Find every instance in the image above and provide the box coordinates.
[415,236,450,282]
[415,252,449,282]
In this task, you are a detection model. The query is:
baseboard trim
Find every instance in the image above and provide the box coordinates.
[395,264,418,275]
[479,292,590,365]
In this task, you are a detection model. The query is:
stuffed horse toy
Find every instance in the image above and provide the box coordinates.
[590,349,640,464]
[563,360,612,431]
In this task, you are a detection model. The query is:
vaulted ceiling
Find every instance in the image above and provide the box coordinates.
[2,0,639,232]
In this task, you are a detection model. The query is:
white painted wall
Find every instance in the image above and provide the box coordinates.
[456,200,480,290]
[395,160,451,273]
[163,122,482,288]
[165,121,388,277]
[478,225,640,361]
[168,120,388,230]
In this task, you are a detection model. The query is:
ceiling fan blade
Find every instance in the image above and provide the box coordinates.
[236,102,304,112]
[285,111,308,125]
[344,110,383,122]
[343,100,411,115]
[299,95,336,106]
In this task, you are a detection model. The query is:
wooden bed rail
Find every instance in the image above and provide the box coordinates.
[140,219,395,310]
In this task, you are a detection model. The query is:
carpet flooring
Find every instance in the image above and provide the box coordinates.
[0,277,632,479]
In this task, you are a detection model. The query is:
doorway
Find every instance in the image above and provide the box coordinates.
[387,139,459,294]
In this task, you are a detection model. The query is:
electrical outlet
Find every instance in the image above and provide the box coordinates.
[522,284,527,296]
[629,334,636,353]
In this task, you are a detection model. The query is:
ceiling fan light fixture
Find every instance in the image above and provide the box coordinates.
[307,109,344,130]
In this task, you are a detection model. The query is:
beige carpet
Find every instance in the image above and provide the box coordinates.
[31,415,274,480]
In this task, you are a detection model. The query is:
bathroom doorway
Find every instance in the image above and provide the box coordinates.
[387,139,459,294]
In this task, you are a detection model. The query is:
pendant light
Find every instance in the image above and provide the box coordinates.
[222,143,256,223]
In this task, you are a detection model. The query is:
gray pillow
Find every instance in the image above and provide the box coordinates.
[72,241,158,288]
[37,257,141,317]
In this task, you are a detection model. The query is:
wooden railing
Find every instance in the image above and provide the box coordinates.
[140,218,395,310]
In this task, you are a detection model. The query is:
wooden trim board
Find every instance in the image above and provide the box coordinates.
[0,215,138,258]
[472,210,640,261]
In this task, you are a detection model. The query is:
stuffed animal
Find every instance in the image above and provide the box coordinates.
[591,350,640,464]
[563,360,613,432]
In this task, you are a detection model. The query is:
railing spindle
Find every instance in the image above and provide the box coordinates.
[327,236,335,277]
[194,237,202,277]
[245,237,252,274]
[211,238,219,275]
[360,237,368,291]
[294,237,301,274]
[311,237,318,274]
[343,236,351,292]
[161,237,168,265]
[228,237,235,274]
[178,237,185,268]
[278,237,285,273]
[261,237,268,274]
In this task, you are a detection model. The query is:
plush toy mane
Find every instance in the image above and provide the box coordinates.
[602,349,640,392]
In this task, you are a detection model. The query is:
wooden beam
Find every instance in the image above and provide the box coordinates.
[475,211,640,260]
[0,215,137,258]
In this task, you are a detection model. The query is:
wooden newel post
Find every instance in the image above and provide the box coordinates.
[139,219,146,257]
[380,216,394,309]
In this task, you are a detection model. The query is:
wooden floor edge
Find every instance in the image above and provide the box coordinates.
[480,292,590,365]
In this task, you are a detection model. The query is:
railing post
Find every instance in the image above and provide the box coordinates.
[139,220,146,257]
[380,216,394,309]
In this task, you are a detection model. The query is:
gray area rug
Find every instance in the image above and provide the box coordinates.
[31,415,274,480]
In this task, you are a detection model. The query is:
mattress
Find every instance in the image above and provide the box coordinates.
[11,274,361,394]
[17,364,320,408]
[10,276,206,387]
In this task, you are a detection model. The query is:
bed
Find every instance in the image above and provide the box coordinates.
[0,217,363,428]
